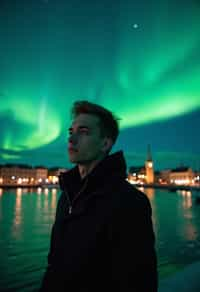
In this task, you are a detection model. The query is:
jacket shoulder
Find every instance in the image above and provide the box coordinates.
[114,180,152,213]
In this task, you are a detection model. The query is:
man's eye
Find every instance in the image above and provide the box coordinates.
[80,129,89,135]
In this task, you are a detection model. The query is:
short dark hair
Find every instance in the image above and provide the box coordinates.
[71,100,120,144]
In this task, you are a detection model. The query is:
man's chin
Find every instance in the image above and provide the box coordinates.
[68,155,78,164]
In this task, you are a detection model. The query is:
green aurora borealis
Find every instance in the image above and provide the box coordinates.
[0,0,200,168]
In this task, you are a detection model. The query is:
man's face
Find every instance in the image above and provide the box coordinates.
[68,113,108,164]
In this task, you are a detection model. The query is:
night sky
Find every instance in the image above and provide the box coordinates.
[0,0,200,170]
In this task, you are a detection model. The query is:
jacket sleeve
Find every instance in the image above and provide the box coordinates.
[111,192,158,292]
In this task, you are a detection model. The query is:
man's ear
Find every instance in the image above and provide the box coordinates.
[102,137,113,153]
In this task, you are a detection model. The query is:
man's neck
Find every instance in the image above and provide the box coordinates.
[78,158,104,179]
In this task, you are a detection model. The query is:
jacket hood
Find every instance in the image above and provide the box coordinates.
[59,151,127,196]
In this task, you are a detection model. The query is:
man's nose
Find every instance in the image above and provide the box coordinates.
[68,132,77,144]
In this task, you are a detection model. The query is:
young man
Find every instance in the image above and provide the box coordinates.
[40,101,158,291]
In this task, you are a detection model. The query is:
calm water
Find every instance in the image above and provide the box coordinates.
[0,187,200,291]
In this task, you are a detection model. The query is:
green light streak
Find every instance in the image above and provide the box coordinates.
[0,153,21,160]
[1,92,61,152]
[111,0,200,128]
[0,0,200,161]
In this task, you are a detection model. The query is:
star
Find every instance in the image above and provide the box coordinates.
[133,24,139,29]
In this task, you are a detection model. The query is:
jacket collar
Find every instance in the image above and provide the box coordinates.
[59,151,127,195]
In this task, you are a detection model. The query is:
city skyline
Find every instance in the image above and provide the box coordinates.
[0,0,200,169]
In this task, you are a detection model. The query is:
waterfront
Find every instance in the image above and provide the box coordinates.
[0,187,200,291]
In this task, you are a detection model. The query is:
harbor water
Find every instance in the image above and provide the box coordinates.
[0,187,200,291]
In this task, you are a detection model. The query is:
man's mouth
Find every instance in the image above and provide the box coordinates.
[68,147,78,153]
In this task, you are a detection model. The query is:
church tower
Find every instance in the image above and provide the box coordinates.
[145,145,154,184]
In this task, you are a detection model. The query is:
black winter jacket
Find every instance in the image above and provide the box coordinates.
[40,151,158,291]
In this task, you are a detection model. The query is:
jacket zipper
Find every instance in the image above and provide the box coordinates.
[65,177,89,214]
[68,205,72,214]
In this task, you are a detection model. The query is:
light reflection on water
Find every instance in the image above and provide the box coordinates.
[0,187,200,291]
[12,189,22,240]
[0,188,3,196]
[138,187,200,278]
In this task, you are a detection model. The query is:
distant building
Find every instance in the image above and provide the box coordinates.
[128,166,146,184]
[48,167,68,184]
[169,166,195,185]
[34,167,48,184]
[158,169,171,184]
[145,145,154,184]
[0,165,34,186]
[126,145,198,187]
[194,171,200,185]
[128,145,154,184]
[0,165,48,186]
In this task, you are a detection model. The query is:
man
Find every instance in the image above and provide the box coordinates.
[40,100,158,291]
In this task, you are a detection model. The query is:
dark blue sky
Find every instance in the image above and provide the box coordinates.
[0,0,200,170]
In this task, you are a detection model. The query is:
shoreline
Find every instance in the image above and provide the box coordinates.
[134,183,200,191]
[1,183,200,192]
[0,184,59,189]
